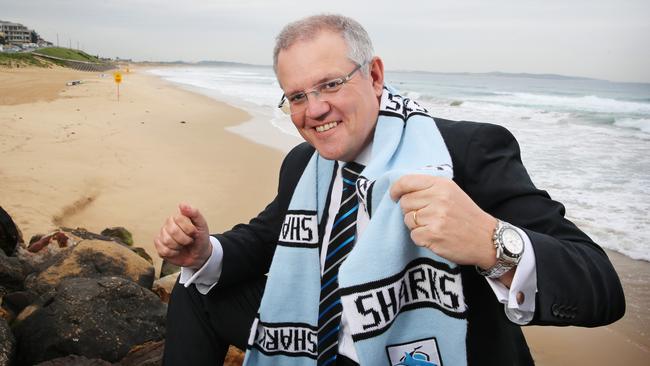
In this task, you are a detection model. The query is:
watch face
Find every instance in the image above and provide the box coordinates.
[502,228,524,255]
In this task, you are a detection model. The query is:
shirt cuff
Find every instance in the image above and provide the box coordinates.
[178,236,224,295]
[485,226,538,325]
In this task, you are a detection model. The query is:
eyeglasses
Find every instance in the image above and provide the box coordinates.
[277,62,365,115]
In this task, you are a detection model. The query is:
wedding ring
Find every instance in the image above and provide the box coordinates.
[413,210,420,227]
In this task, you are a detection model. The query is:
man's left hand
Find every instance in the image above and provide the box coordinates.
[390,175,498,269]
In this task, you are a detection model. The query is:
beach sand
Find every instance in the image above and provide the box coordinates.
[1,66,648,365]
[0,66,284,272]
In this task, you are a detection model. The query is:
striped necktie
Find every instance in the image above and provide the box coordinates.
[318,161,365,366]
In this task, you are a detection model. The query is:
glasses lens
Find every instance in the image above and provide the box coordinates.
[280,101,293,115]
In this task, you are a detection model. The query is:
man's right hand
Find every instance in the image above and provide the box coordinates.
[154,203,212,270]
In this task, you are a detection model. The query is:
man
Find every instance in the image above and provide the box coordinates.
[155,14,624,366]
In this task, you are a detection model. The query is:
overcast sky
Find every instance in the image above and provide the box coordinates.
[2,0,649,82]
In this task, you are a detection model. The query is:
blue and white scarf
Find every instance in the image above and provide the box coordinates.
[244,86,468,366]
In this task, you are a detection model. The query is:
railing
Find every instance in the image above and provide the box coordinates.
[31,52,116,72]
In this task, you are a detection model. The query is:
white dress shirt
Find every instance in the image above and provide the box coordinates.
[180,146,538,362]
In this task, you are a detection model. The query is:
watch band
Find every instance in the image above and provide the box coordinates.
[476,257,516,279]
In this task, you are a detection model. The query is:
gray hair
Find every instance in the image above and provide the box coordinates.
[273,14,374,76]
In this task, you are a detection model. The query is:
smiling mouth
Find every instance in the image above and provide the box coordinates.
[315,121,339,132]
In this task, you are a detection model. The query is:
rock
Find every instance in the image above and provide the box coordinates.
[13,303,38,326]
[0,206,21,256]
[116,340,163,366]
[60,227,114,242]
[34,355,112,365]
[14,276,166,365]
[100,227,133,246]
[1,290,38,322]
[29,234,44,245]
[27,231,70,253]
[0,249,25,294]
[0,307,10,323]
[225,346,245,366]
[0,317,15,366]
[152,272,179,303]
[160,260,180,278]
[16,230,79,271]
[24,239,155,294]
[132,247,153,265]
[450,100,463,107]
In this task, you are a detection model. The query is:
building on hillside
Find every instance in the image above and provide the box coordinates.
[0,20,33,44]
[37,39,53,47]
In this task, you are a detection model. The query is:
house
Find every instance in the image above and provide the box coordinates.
[0,20,33,44]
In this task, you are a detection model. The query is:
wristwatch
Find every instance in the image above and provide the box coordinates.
[476,220,524,279]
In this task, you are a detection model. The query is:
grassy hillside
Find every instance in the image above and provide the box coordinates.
[34,47,101,62]
[0,52,52,67]
[0,47,108,68]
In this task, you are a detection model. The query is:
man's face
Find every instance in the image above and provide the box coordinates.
[276,31,384,162]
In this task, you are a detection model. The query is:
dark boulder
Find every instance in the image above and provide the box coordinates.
[14,276,166,365]
[33,355,112,366]
[0,206,21,256]
[1,290,38,323]
[0,317,15,366]
[0,249,25,295]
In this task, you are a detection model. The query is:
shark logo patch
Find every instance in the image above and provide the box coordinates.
[387,338,442,366]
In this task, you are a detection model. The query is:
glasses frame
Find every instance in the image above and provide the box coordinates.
[277,62,366,115]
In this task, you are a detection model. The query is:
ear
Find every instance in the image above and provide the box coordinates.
[369,56,385,97]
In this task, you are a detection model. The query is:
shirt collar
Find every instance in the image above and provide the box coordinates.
[338,140,372,168]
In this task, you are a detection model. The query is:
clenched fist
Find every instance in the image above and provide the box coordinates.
[154,203,212,270]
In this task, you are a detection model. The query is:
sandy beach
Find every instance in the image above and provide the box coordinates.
[0,66,284,272]
[1,66,648,365]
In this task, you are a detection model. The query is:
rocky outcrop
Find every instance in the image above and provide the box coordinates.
[115,340,164,366]
[24,239,155,294]
[0,211,180,365]
[60,227,116,242]
[132,247,153,265]
[0,250,25,296]
[159,260,180,278]
[100,227,133,246]
[0,317,15,366]
[225,346,245,366]
[0,206,21,256]
[14,276,166,365]
[152,272,179,303]
[27,231,71,253]
[0,290,37,323]
[16,230,80,271]
[34,355,112,366]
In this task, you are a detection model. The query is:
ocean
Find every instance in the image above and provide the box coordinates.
[148,65,650,263]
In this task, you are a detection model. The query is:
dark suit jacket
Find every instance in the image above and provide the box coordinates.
[213,118,625,365]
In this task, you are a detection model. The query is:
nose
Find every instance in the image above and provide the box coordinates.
[304,91,330,119]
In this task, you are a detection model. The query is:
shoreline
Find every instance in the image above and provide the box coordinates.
[1,66,648,365]
[143,67,303,155]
